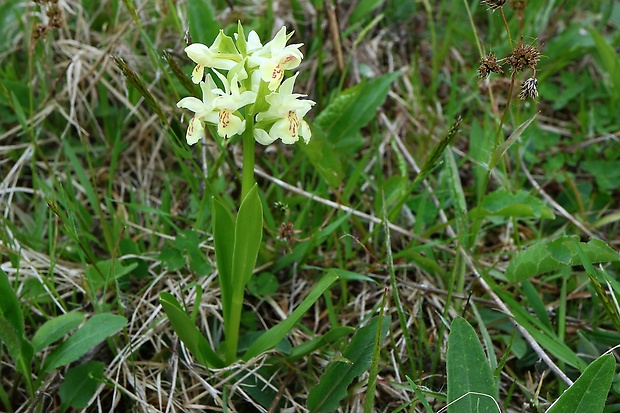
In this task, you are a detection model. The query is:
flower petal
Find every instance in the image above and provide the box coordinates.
[186,116,205,145]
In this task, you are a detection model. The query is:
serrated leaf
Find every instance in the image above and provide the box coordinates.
[546,354,615,413]
[447,317,498,413]
[307,316,389,413]
[506,236,620,282]
[42,313,127,373]
[32,312,85,352]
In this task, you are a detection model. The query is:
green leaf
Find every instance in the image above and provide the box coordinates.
[307,316,389,413]
[86,259,138,290]
[158,247,185,271]
[188,0,219,44]
[212,197,235,306]
[0,268,32,376]
[0,268,25,338]
[233,184,263,286]
[242,271,339,361]
[59,361,104,411]
[303,72,398,189]
[189,250,212,276]
[505,236,620,282]
[175,229,201,254]
[470,189,555,220]
[247,272,279,297]
[488,112,537,171]
[314,72,398,144]
[32,312,85,352]
[42,313,127,373]
[159,292,225,368]
[299,124,344,188]
[447,317,498,413]
[546,354,615,413]
[286,326,355,362]
[414,116,461,184]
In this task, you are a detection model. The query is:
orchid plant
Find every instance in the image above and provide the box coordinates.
[160,23,337,368]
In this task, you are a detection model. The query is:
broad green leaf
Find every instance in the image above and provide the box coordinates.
[299,123,344,188]
[303,72,398,189]
[0,268,32,376]
[307,316,389,413]
[212,197,235,306]
[158,247,185,271]
[32,312,85,352]
[546,354,615,413]
[247,272,280,297]
[243,271,339,361]
[447,317,498,413]
[470,190,555,220]
[59,361,104,411]
[233,184,263,286]
[314,72,398,143]
[42,313,127,373]
[188,0,219,45]
[159,292,225,368]
[505,236,620,282]
[0,268,24,338]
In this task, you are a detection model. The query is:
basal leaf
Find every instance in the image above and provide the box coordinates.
[159,292,225,368]
[505,237,620,282]
[42,313,127,373]
[233,184,263,286]
[447,317,498,413]
[32,312,85,352]
[546,354,615,413]
[59,361,104,411]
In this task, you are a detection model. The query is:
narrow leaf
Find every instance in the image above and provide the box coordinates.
[414,116,461,184]
[546,354,615,413]
[488,112,537,171]
[447,317,497,413]
[159,292,225,368]
[307,316,390,413]
[42,313,127,373]
[32,312,85,352]
[243,271,339,361]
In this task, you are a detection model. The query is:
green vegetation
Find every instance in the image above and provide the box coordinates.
[1,0,620,411]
